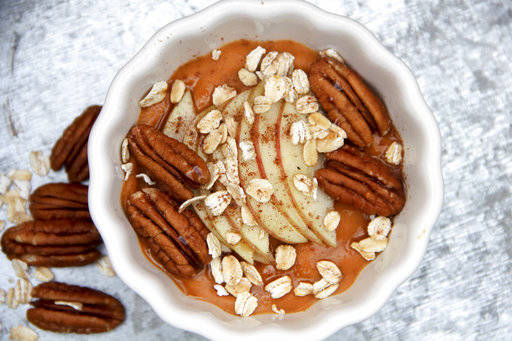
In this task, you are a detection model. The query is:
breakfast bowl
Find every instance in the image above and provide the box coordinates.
[87,0,443,340]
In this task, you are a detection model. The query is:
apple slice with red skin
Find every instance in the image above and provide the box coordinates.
[276,101,337,246]
[252,100,322,244]
[213,91,272,262]
[236,85,308,244]
[193,133,260,265]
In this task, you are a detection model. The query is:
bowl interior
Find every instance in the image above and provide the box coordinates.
[88,1,442,340]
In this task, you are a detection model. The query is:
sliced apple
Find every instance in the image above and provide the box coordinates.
[162,90,196,148]
[193,136,260,264]
[212,90,273,263]
[193,98,272,263]
[224,205,271,259]
[253,253,269,264]
[240,224,270,256]
[252,101,322,244]
[236,86,307,244]
[192,201,254,264]
[209,90,272,262]
[277,102,337,246]
[210,149,272,263]
[223,90,250,119]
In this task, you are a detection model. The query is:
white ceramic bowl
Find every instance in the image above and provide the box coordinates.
[88,1,443,339]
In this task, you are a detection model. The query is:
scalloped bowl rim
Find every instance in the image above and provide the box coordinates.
[88,1,443,340]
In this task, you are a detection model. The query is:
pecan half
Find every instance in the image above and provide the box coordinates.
[27,281,125,334]
[310,57,391,147]
[127,124,210,201]
[316,146,405,216]
[29,183,89,220]
[50,105,101,182]
[1,219,101,267]
[126,188,210,277]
